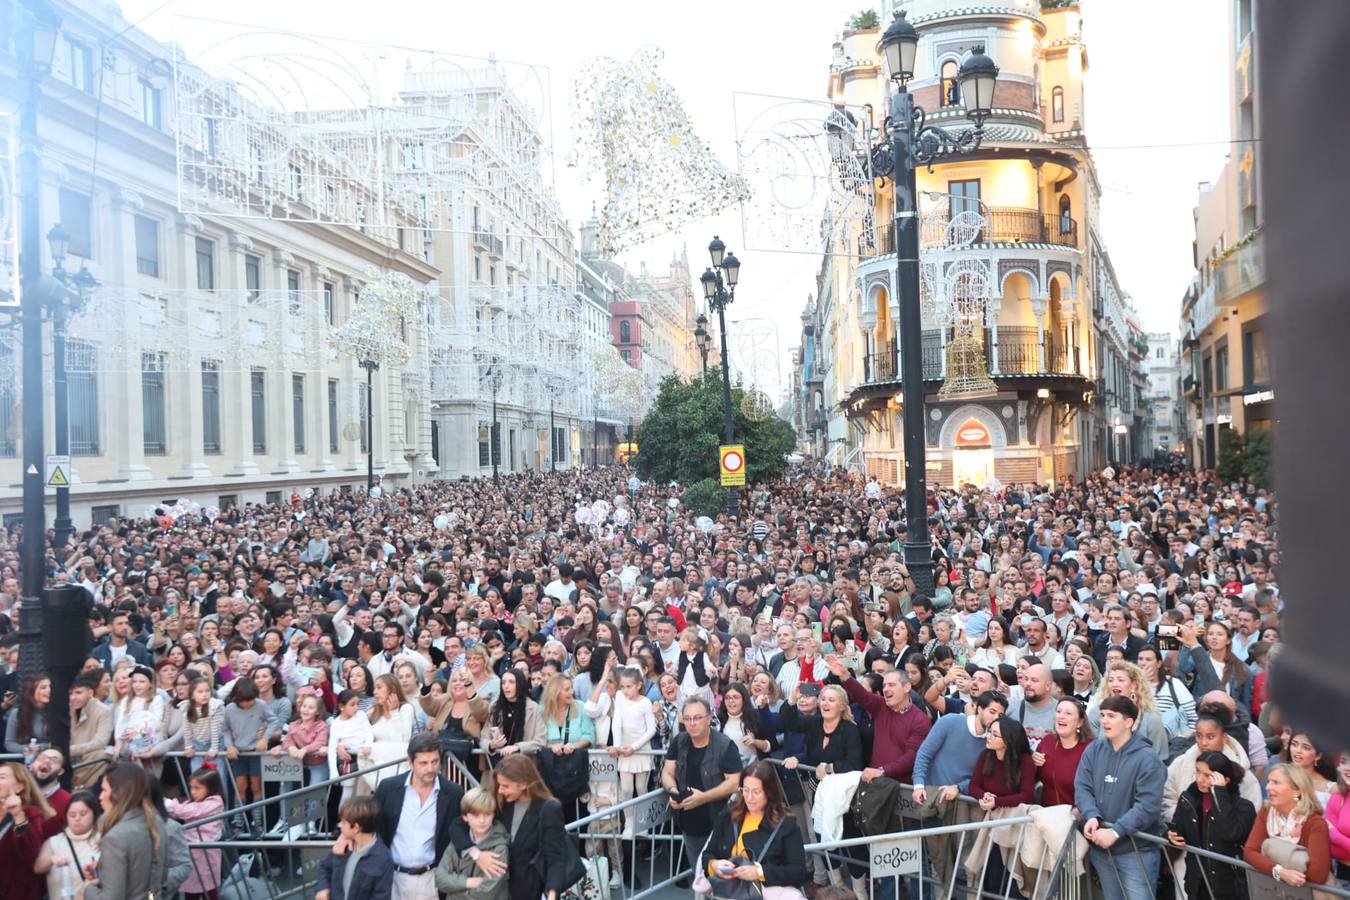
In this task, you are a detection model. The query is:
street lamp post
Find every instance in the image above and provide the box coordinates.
[45,224,99,550]
[869,10,998,598]
[488,363,503,485]
[700,239,742,519]
[694,313,710,375]
[15,0,62,683]
[358,358,378,493]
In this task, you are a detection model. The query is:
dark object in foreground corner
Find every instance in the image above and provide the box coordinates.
[1260,0,1350,749]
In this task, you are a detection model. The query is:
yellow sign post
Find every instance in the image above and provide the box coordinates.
[719,445,746,487]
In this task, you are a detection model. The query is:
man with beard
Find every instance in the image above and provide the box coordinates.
[1006,664,1057,751]
[29,747,70,839]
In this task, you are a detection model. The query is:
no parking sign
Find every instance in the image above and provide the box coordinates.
[720,445,746,487]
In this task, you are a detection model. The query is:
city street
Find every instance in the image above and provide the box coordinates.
[0,1,1322,899]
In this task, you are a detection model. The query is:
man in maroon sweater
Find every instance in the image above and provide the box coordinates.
[826,655,931,782]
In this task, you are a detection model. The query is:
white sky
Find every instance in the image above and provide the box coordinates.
[117,0,1231,393]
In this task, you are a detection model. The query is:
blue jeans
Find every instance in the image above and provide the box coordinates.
[1088,845,1160,900]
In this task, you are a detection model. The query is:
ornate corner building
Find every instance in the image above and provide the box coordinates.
[816,0,1143,487]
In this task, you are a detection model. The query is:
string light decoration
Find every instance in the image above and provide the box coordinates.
[918,195,998,400]
[591,345,645,420]
[734,95,876,256]
[329,267,419,368]
[0,112,16,308]
[173,30,553,233]
[741,388,776,422]
[570,46,751,255]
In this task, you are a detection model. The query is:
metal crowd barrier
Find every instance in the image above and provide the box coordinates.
[1134,829,1350,900]
[566,786,687,899]
[170,750,474,899]
[761,765,1080,900]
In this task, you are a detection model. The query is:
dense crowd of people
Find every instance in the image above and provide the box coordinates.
[0,460,1341,900]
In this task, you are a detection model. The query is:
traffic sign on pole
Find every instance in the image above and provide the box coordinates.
[719,444,746,487]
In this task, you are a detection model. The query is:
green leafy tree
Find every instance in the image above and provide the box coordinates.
[1244,427,1273,488]
[1215,425,1246,483]
[681,479,727,518]
[635,373,795,487]
[848,9,879,29]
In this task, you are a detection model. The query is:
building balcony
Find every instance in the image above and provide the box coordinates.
[855,327,1086,409]
[487,235,505,259]
[858,207,1078,258]
[472,229,490,251]
[1214,231,1264,307]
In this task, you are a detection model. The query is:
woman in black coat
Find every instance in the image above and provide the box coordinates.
[701,760,808,889]
[488,753,583,900]
[1166,750,1258,900]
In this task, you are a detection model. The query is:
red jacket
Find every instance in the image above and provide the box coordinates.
[0,805,45,900]
[41,787,70,840]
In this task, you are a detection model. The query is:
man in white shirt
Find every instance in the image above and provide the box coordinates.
[545,563,578,604]
[365,624,407,679]
[374,733,465,900]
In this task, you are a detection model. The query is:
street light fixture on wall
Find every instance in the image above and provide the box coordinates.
[700,238,742,518]
[868,9,998,598]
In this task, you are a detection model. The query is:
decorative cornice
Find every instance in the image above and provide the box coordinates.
[111,187,144,211]
[272,248,296,267]
[910,4,1043,27]
[310,262,332,280]
[175,213,205,234]
[343,275,362,293]
[228,233,254,251]
[41,160,73,184]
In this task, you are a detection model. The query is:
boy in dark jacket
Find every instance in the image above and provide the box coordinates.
[317,796,394,900]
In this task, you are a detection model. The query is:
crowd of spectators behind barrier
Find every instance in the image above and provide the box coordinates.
[0,461,1343,900]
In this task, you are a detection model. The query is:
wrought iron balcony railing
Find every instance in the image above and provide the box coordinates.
[860,327,1084,386]
[858,207,1079,259]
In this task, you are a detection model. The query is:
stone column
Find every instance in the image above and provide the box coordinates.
[108,189,152,480]
[1031,297,1048,373]
[986,299,1003,374]
[311,263,336,471]
[341,275,364,471]
[271,248,300,473]
[224,233,259,475]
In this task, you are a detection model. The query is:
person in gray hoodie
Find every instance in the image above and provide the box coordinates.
[1074,694,1167,900]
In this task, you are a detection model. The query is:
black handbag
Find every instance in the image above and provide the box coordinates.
[539,717,590,800]
[706,817,787,900]
[439,728,475,762]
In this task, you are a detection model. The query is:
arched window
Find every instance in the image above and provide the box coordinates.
[619,320,631,343]
[940,61,960,107]
[1051,86,1064,123]
[1059,195,1072,234]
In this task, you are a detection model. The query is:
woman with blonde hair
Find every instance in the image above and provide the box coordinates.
[1086,660,1169,758]
[1245,763,1333,889]
[539,674,595,816]
[79,762,162,899]
[780,683,865,893]
[361,673,415,791]
[463,644,501,705]
[0,761,52,899]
